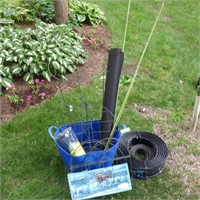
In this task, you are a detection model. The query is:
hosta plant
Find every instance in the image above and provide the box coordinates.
[0,21,86,94]
[69,0,107,25]
[22,0,55,23]
[0,0,107,25]
[0,18,14,25]
[0,0,34,23]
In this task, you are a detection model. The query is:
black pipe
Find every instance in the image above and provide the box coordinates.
[100,48,124,140]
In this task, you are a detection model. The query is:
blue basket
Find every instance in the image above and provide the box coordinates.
[48,120,124,172]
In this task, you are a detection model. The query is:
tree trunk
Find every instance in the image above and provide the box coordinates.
[54,0,68,25]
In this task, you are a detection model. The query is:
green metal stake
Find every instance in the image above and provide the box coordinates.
[104,2,165,150]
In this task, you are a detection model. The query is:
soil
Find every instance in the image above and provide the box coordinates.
[0,24,111,123]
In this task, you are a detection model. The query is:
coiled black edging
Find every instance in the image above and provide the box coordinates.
[117,131,169,179]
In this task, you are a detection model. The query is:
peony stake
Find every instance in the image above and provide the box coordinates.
[104,2,165,150]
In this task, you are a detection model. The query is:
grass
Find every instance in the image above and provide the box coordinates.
[1,0,200,199]
[89,0,199,110]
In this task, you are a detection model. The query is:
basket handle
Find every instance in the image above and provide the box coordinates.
[48,126,60,142]
[119,124,131,134]
[119,124,127,129]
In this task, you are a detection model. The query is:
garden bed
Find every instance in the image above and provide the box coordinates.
[0,25,111,123]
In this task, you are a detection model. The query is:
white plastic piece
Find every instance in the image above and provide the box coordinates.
[120,127,131,134]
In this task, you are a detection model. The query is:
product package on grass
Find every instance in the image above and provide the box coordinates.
[67,163,132,200]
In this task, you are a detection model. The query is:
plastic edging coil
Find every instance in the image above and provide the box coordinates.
[117,131,169,179]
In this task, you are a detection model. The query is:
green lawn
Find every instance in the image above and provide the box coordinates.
[1,0,200,199]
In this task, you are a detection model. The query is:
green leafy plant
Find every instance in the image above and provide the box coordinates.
[26,78,46,100]
[0,18,14,25]
[120,75,133,86]
[0,0,107,24]
[26,0,107,25]
[5,83,23,104]
[82,26,102,49]
[22,0,55,23]
[68,12,81,30]
[0,22,86,92]
[69,0,107,25]
[0,62,13,94]
[0,0,34,23]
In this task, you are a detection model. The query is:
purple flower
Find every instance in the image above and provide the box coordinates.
[35,79,40,84]
[40,92,46,97]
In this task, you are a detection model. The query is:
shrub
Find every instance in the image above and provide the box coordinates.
[0,21,86,94]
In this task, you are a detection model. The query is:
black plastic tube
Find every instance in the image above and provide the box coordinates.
[100,48,124,140]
